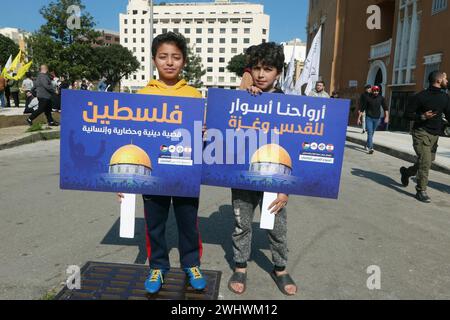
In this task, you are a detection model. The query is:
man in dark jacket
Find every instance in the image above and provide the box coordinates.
[358,84,372,134]
[400,71,450,203]
[26,65,59,126]
[357,86,389,154]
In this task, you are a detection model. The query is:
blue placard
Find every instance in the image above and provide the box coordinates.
[60,90,205,198]
[201,88,350,199]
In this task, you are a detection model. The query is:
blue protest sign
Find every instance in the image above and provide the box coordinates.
[201,88,350,199]
[60,90,205,198]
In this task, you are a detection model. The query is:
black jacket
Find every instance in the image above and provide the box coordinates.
[360,94,388,119]
[405,86,450,135]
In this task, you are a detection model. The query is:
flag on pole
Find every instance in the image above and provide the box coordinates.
[295,26,322,96]
[281,44,297,94]
[1,55,13,77]
[2,50,32,80]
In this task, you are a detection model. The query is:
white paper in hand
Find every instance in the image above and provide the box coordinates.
[120,194,136,238]
[260,192,277,230]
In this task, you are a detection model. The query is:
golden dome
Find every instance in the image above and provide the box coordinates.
[251,144,292,169]
[110,144,152,169]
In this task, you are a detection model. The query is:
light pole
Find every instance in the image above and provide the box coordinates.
[149,0,154,80]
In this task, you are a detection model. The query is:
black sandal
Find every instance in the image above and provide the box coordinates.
[228,271,247,295]
[270,271,297,296]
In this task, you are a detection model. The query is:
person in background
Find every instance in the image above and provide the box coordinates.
[0,73,6,108]
[308,81,330,98]
[7,76,20,108]
[358,85,372,134]
[26,64,59,127]
[239,46,256,90]
[331,91,339,99]
[21,72,34,111]
[80,79,88,90]
[98,77,108,92]
[357,86,389,154]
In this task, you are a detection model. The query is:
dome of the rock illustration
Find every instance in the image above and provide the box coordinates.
[109,144,152,176]
[250,144,292,175]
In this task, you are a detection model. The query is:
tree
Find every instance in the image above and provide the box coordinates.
[0,34,19,68]
[227,53,247,77]
[182,47,206,88]
[93,44,140,89]
[27,0,139,90]
[38,0,99,45]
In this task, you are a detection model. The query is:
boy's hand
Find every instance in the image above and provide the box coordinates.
[268,193,289,214]
[247,85,263,96]
[117,193,124,203]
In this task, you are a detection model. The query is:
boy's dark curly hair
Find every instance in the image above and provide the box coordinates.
[248,42,285,74]
[152,32,188,62]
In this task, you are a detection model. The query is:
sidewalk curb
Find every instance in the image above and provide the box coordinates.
[346,135,450,175]
[0,130,60,151]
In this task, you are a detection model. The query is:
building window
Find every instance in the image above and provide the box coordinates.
[244,28,250,34]
[244,38,250,44]
[142,75,145,80]
[208,38,214,44]
[393,0,421,85]
[219,67,225,73]
[173,28,179,33]
[196,28,202,34]
[220,28,226,34]
[132,10,138,15]
[432,0,448,14]
[196,38,202,44]
[231,38,238,44]
[124,38,128,43]
[231,77,237,82]
[423,54,443,88]
[141,19,145,24]
[208,48,213,53]
[220,48,226,54]
[185,28,190,34]
[208,28,214,34]
[220,38,225,44]
[207,57,213,63]
[133,19,136,24]
[232,28,238,34]
[219,57,225,63]
[133,38,136,43]
[219,76,225,82]
[141,47,145,52]
[207,76,213,82]
[124,19,128,25]
[133,28,136,34]
[141,38,145,43]
[124,29,128,34]
[196,47,202,53]
[162,28,167,33]
[207,67,213,72]
[231,48,237,54]
[262,29,267,35]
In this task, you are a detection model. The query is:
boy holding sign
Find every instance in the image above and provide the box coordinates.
[228,43,298,296]
[118,32,206,294]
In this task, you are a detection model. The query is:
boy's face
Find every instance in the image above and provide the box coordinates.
[153,43,185,83]
[251,62,279,91]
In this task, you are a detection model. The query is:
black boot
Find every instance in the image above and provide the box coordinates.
[400,167,409,187]
[416,191,431,203]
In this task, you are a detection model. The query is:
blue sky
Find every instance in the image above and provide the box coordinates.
[0,0,308,43]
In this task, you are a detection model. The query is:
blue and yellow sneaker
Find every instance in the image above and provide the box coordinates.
[144,269,167,294]
[184,266,207,291]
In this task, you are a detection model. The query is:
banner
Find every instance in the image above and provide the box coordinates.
[60,90,205,198]
[201,88,350,199]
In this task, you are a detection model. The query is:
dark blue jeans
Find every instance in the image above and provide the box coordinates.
[365,116,381,150]
[142,195,202,270]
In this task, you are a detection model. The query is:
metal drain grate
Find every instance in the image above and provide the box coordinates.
[55,261,221,300]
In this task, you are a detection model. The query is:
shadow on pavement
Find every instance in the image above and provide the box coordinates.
[351,168,415,198]
[100,205,274,274]
[345,144,367,154]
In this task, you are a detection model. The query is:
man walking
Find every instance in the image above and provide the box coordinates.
[26,65,59,126]
[8,76,20,108]
[308,81,330,98]
[400,71,450,203]
[358,85,372,134]
[0,74,6,108]
[357,86,389,154]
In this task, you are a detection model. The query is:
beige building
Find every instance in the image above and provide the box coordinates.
[307,0,450,130]
[120,0,270,94]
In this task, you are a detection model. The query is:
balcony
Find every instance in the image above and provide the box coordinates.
[369,39,392,60]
